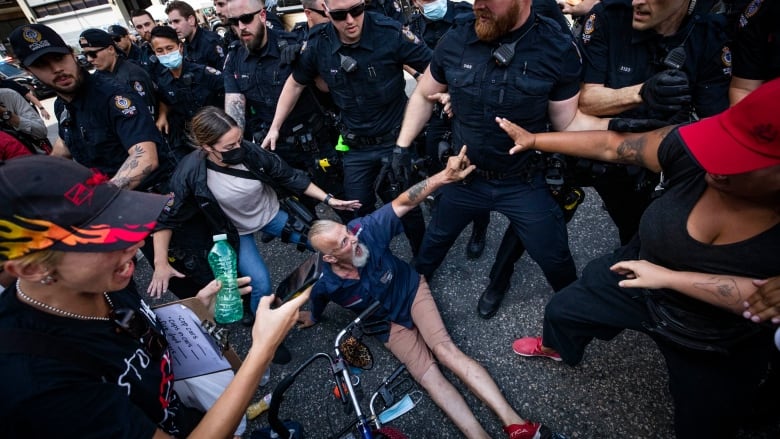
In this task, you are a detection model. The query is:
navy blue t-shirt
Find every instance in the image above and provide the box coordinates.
[310,204,420,340]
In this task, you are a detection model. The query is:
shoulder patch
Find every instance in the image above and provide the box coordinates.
[133,80,146,96]
[582,13,596,44]
[739,0,763,28]
[402,28,421,45]
[721,46,732,76]
[216,45,225,57]
[114,95,138,117]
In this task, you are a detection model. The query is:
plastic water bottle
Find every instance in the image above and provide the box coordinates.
[208,234,243,324]
[246,392,272,420]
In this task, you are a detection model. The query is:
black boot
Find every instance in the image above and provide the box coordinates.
[240,294,255,327]
[477,227,525,319]
[466,214,489,259]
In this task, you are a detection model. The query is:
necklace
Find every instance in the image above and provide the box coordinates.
[16,280,114,321]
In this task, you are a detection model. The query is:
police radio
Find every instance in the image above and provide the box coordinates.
[339,54,358,73]
[492,40,518,67]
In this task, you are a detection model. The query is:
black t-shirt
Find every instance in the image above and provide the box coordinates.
[0,287,187,438]
[637,128,780,316]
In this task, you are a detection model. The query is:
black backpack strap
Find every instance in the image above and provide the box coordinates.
[0,328,107,378]
[204,159,258,179]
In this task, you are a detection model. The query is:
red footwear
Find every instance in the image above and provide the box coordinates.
[504,422,542,439]
[512,337,562,362]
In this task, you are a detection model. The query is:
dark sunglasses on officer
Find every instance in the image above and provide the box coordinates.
[226,8,263,26]
[326,1,366,21]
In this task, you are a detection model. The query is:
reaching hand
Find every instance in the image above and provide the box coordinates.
[250,287,311,353]
[279,43,302,66]
[391,146,412,189]
[639,69,691,114]
[147,262,186,299]
[156,116,169,135]
[261,128,279,151]
[744,276,780,324]
[39,108,51,120]
[441,145,475,183]
[496,117,536,155]
[428,92,452,118]
[610,259,673,289]
[327,197,362,211]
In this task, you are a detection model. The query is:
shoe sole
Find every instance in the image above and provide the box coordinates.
[512,348,563,362]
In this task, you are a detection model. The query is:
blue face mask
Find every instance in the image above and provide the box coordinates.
[422,0,447,21]
[377,393,418,424]
[158,51,183,69]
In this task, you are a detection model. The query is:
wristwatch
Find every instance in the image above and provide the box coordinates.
[1,111,11,121]
[323,193,333,205]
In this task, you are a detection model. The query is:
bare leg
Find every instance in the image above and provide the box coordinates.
[418,364,491,439]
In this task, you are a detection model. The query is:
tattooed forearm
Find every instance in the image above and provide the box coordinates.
[111,144,154,190]
[225,94,246,131]
[406,178,429,203]
[693,277,743,305]
[616,135,647,167]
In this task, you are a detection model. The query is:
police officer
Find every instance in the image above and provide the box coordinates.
[130,9,158,68]
[395,0,608,315]
[290,0,333,42]
[107,25,143,64]
[265,0,432,256]
[366,0,407,23]
[78,29,158,119]
[166,0,227,70]
[577,0,730,244]
[151,26,225,162]
[729,0,780,104]
[224,0,342,216]
[406,0,488,259]
[9,23,169,192]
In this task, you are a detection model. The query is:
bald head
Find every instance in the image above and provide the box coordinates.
[308,219,343,253]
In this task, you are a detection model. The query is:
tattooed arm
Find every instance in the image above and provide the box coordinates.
[111,141,158,190]
[224,93,246,132]
[609,259,764,314]
[391,146,475,218]
[496,117,670,173]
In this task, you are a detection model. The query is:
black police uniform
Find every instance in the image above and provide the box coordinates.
[109,57,158,119]
[366,0,406,24]
[293,12,431,254]
[185,28,226,70]
[53,71,169,192]
[731,0,780,82]
[416,12,579,291]
[156,61,225,161]
[577,0,731,244]
[126,43,144,64]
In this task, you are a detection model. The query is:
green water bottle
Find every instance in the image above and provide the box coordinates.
[208,234,243,324]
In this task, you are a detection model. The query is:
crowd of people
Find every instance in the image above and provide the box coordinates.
[0,0,778,438]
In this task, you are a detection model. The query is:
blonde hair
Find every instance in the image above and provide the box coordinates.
[4,249,63,273]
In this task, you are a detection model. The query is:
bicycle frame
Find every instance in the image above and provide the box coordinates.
[268,301,383,439]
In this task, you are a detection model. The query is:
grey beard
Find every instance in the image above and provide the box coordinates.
[352,243,370,268]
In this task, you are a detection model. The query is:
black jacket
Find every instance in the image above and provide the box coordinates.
[157,140,311,252]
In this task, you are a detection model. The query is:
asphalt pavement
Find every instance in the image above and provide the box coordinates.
[39,97,779,439]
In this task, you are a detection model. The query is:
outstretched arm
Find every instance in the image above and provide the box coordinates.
[610,260,763,315]
[391,145,475,218]
[496,117,670,173]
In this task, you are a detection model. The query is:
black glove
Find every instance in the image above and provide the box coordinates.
[608,110,691,133]
[279,43,302,66]
[391,145,412,189]
[639,69,691,114]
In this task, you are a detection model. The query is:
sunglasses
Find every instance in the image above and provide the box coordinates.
[83,47,108,59]
[112,36,123,43]
[226,8,263,26]
[327,2,365,21]
[112,307,169,361]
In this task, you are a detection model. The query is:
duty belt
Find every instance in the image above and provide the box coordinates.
[341,128,399,147]
[473,168,535,181]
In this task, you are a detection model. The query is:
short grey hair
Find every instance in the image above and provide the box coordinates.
[308,219,342,252]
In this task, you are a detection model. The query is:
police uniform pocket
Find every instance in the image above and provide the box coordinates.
[504,76,553,116]
[448,69,479,114]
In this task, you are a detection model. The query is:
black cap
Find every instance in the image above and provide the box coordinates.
[9,24,71,66]
[107,25,130,38]
[0,156,168,261]
[79,28,114,49]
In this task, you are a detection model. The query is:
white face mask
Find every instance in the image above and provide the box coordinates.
[157,50,183,69]
[421,0,447,21]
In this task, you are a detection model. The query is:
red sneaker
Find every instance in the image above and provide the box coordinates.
[512,337,562,362]
[504,422,542,439]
